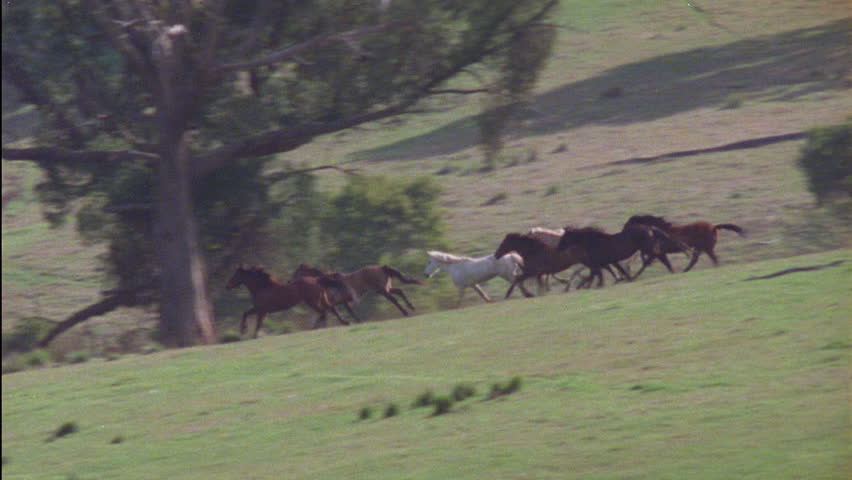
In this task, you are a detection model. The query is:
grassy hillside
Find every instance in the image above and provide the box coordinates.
[2,2,850,349]
[2,250,849,479]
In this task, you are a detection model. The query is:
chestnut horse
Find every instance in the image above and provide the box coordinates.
[557,225,679,288]
[494,233,591,298]
[226,265,351,336]
[624,215,745,272]
[292,263,422,317]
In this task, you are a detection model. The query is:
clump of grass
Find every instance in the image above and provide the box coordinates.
[110,435,124,445]
[49,421,79,441]
[25,349,51,368]
[412,389,435,408]
[544,184,560,196]
[432,395,453,416]
[66,350,91,364]
[383,403,400,418]
[358,406,374,421]
[487,376,523,399]
[452,383,477,402]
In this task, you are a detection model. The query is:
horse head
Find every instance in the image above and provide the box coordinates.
[227,264,271,290]
[423,253,442,278]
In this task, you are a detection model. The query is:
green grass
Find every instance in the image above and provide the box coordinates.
[2,250,849,479]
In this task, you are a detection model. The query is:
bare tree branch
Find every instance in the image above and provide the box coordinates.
[213,19,414,72]
[193,99,415,177]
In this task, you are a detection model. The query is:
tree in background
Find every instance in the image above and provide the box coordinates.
[796,121,851,208]
[2,0,558,347]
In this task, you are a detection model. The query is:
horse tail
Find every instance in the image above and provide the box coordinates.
[382,265,423,285]
[714,223,745,237]
[318,275,359,304]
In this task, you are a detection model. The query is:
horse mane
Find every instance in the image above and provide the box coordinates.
[527,227,565,236]
[627,214,672,230]
[505,232,550,249]
[427,251,473,263]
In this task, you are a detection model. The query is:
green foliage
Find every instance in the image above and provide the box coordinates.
[412,389,436,408]
[66,350,91,364]
[358,406,374,421]
[796,122,852,206]
[2,317,54,354]
[219,331,243,344]
[487,376,523,399]
[431,395,454,416]
[51,421,79,440]
[322,175,445,270]
[23,349,51,368]
[383,403,400,418]
[451,383,477,402]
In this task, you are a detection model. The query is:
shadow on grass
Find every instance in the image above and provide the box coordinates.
[356,19,850,161]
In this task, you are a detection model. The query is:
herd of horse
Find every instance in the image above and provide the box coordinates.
[227,214,745,337]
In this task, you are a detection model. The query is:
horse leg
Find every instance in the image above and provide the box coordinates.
[504,279,519,299]
[382,292,410,316]
[683,251,702,272]
[657,253,675,273]
[390,287,416,311]
[341,302,361,323]
[706,249,719,266]
[313,311,327,329]
[516,277,536,298]
[239,309,255,335]
[328,305,349,326]
[472,284,492,302]
[254,313,267,338]
[612,263,632,282]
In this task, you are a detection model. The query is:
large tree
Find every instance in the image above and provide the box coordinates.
[2,0,558,347]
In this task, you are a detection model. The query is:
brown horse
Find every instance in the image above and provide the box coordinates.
[290,265,362,323]
[624,215,745,272]
[226,265,351,336]
[494,233,590,298]
[557,225,679,288]
[292,263,422,317]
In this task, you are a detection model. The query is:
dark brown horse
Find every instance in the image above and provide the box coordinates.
[557,225,679,288]
[624,215,745,272]
[226,265,351,336]
[494,233,590,298]
[292,263,422,316]
[290,265,362,323]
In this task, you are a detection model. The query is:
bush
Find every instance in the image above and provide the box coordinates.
[219,330,242,343]
[383,403,400,418]
[51,421,79,440]
[412,390,435,408]
[24,349,51,368]
[66,350,91,364]
[452,383,477,402]
[487,376,523,399]
[358,406,373,421]
[797,122,852,206]
[432,395,453,416]
[2,318,54,354]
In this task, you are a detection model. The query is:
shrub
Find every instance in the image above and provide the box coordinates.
[24,349,51,368]
[66,350,91,364]
[2,317,53,354]
[51,421,79,440]
[432,395,453,416]
[412,390,435,408]
[358,406,373,421]
[383,403,400,418]
[796,122,852,206]
[452,383,477,402]
[110,435,124,444]
[487,376,523,399]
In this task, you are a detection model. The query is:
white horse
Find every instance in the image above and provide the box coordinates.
[424,250,523,303]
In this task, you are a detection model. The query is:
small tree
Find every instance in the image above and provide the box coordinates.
[797,122,852,206]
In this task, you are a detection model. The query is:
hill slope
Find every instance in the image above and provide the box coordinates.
[2,250,849,479]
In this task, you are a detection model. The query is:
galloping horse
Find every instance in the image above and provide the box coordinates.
[424,250,523,303]
[624,214,745,272]
[226,265,351,336]
[292,263,422,317]
[494,233,588,298]
[557,225,679,288]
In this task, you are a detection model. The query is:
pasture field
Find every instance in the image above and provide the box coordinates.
[2,249,850,480]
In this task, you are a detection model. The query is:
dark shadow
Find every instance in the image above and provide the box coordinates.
[355,19,850,161]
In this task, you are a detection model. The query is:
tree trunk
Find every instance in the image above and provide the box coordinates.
[153,134,217,347]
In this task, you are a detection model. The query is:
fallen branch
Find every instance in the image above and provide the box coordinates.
[743,260,845,281]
